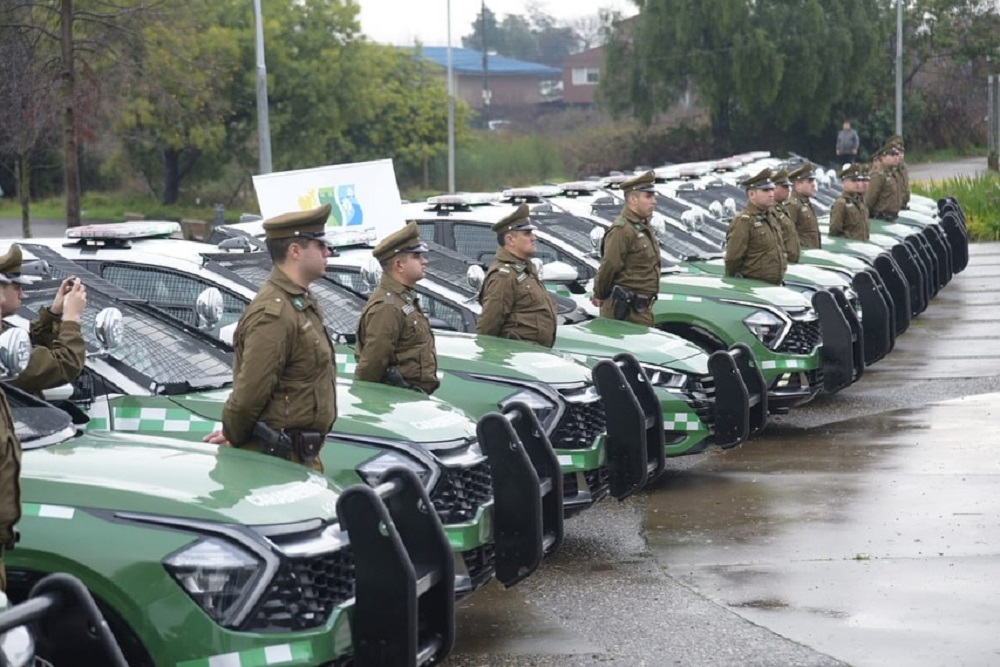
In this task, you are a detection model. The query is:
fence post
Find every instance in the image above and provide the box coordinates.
[989,75,999,171]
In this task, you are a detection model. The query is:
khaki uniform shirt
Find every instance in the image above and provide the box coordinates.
[725,202,788,285]
[895,162,910,208]
[786,192,822,250]
[355,275,440,394]
[1,307,86,395]
[829,192,870,241]
[864,167,901,219]
[594,209,661,327]
[771,201,800,263]
[1,393,19,589]
[222,268,337,457]
[478,247,558,347]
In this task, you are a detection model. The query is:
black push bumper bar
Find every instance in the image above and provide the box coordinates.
[708,343,768,447]
[811,290,855,394]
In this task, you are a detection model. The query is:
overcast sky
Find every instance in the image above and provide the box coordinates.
[358,0,638,47]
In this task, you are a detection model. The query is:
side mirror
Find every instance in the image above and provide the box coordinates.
[0,328,31,380]
[466,265,485,292]
[589,226,606,253]
[539,261,579,283]
[95,307,124,352]
[650,217,666,236]
[216,236,256,253]
[0,591,34,667]
[681,210,698,230]
[41,383,76,402]
[20,259,50,278]
[708,201,724,219]
[195,287,224,329]
[723,198,738,218]
[361,257,383,294]
[530,257,543,274]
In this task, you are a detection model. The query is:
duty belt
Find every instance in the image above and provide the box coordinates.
[874,211,898,221]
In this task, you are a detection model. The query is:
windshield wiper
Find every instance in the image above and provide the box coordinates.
[155,374,232,395]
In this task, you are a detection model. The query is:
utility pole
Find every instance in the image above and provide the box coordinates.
[253,0,273,174]
[447,0,455,192]
[895,0,903,136]
[482,0,491,127]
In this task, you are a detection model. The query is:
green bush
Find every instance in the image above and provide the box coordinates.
[913,173,1000,241]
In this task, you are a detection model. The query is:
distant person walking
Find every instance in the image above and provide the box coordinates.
[835,121,860,166]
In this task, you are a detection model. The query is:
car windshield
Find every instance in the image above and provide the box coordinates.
[4,387,76,449]
[18,285,233,391]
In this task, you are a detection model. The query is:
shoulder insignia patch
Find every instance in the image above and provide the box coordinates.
[498,266,510,274]
[516,272,528,283]
[291,297,307,311]
[402,304,415,315]
[264,298,283,317]
[512,262,525,272]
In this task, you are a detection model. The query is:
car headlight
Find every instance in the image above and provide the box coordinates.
[163,538,262,627]
[640,364,689,389]
[743,310,787,350]
[357,450,433,488]
[499,387,560,432]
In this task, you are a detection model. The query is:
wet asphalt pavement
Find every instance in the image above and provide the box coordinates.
[444,243,1000,667]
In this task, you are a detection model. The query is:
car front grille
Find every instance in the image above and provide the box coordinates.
[776,319,822,354]
[461,543,496,592]
[430,460,494,524]
[551,397,607,450]
[681,375,716,432]
[245,547,355,632]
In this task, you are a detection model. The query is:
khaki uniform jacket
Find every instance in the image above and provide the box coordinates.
[771,201,800,263]
[895,162,910,208]
[829,193,870,240]
[478,247,558,347]
[1,394,20,572]
[1,307,86,395]
[222,268,337,449]
[355,275,440,394]
[786,192,821,250]
[725,202,788,285]
[594,209,661,300]
[864,168,901,219]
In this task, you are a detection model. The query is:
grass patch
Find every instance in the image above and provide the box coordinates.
[907,147,985,164]
[913,172,1000,241]
[0,193,249,224]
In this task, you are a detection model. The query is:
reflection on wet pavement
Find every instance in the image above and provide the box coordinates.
[645,395,1000,666]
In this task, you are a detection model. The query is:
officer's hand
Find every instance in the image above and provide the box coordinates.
[590,296,602,307]
[204,430,230,445]
[61,281,87,323]
[50,276,77,315]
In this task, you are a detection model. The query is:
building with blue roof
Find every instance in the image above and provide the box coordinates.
[408,46,562,110]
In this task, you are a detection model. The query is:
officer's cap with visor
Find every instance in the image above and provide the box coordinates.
[373,221,430,263]
[262,203,335,250]
[0,244,33,285]
[838,163,868,182]
[739,168,775,191]
[492,203,536,235]
[771,168,792,187]
[620,170,657,194]
[787,163,815,182]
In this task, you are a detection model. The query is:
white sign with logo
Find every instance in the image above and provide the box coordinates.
[252,159,405,248]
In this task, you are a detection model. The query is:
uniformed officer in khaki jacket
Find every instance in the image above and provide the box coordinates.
[592,170,661,326]
[355,222,440,394]
[829,164,871,240]
[477,204,558,346]
[770,168,800,263]
[864,144,903,220]
[785,164,822,249]
[887,135,910,209]
[0,244,87,395]
[205,204,337,472]
[0,281,18,591]
[725,168,787,285]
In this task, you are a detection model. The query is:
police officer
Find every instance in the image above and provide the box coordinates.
[592,170,661,326]
[477,204,558,346]
[770,168,800,263]
[0,281,17,591]
[204,204,337,472]
[725,168,787,285]
[785,164,822,249]
[829,164,871,240]
[864,144,903,221]
[0,244,87,394]
[888,135,910,209]
[355,221,440,394]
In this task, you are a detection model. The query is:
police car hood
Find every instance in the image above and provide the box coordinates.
[817,236,886,260]
[680,258,849,290]
[555,320,708,375]
[799,249,868,272]
[433,331,593,384]
[658,273,811,309]
[22,431,341,526]
[167,382,477,448]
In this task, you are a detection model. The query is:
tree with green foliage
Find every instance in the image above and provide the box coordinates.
[462,4,580,67]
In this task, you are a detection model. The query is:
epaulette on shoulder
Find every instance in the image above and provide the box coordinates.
[263,297,284,317]
[384,292,395,304]
[613,218,627,227]
[498,266,511,274]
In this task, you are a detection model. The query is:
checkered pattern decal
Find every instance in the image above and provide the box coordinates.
[760,359,809,370]
[663,413,704,431]
[86,404,220,433]
[658,294,703,303]
[177,642,314,667]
